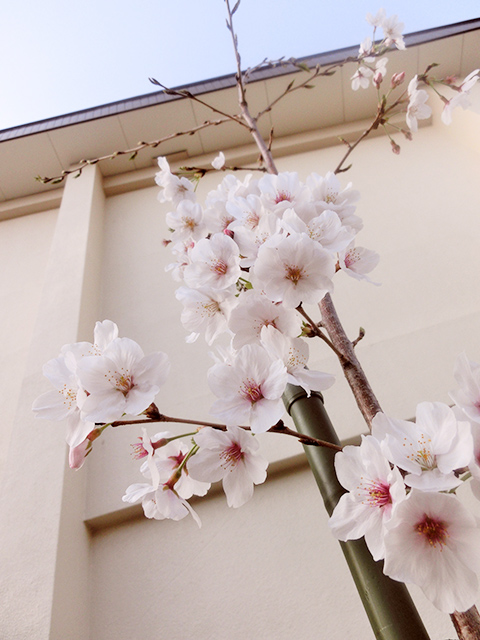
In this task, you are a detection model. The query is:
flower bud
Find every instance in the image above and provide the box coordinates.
[390,71,405,88]
[373,71,383,89]
[391,140,401,155]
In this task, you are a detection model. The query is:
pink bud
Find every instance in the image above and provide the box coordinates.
[69,439,90,470]
[373,71,383,89]
[390,71,405,88]
[223,228,234,239]
[390,140,401,155]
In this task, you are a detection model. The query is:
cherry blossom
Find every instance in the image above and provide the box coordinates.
[183,233,241,291]
[441,70,480,125]
[155,156,196,206]
[450,352,480,423]
[228,289,300,350]
[338,244,380,284]
[211,151,226,170]
[372,402,473,492]
[383,489,480,612]
[175,285,235,345]
[406,76,432,133]
[77,337,170,423]
[166,199,206,243]
[188,425,268,508]
[250,232,335,309]
[329,435,406,561]
[260,325,334,396]
[208,343,287,433]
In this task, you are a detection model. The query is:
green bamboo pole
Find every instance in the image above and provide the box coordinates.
[283,384,431,640]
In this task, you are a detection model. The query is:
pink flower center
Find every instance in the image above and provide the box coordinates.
[212,259,228,276]
[131,439,148,459]
[358,479,392,508]
[184,216,196,231]
[344,249,359,268]
[241,378,264,404]
[274,190,292,204]
[415,515,449,548]
[405,434,436,471]
[115,373,134,395]
[220,441,244,470]
[285,264,304,285]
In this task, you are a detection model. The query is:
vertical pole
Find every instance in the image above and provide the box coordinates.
[283,384,431,640]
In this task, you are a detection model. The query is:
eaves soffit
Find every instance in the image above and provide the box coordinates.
[0,19,478,203]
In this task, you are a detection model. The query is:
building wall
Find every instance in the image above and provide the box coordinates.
[1,88,480,639]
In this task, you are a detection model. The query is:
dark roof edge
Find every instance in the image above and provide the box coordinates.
[1,17,479,143]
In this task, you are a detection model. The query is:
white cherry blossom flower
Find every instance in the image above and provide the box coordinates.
[211,151,226,170]
[77,337,170,423]
[260,325,334,396]
[329,435,406,561]
[166,199,206,242]
[155,156,196,206]
[372,402,473,492]
[228,289,300,350]
[208,343,287,433]
[338,244,380,285]
[450,352,480,423]
[232,212,281,268]
[381,14,405,50]
[123,481,202,527]
[383,489,480,612]
[442,70,479,125]
[32,320,118,447]
[250,232,335,309]
[188,425,268,508]
[281,208,355,254]
[183,233,241,291]
[351,66,374,91]
[175,285,235,345]
[366,8,386,28]
[406,76,432,132]
[306,172,361,231]
[258,172,307,215]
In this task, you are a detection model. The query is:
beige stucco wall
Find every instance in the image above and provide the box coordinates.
[1,85,480,639]
[0,208,57,481]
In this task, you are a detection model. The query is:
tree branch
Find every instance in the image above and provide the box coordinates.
[36,117,231,184]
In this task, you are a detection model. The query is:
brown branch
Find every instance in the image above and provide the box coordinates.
[36,117,231,184]
[319,293,382,430]
[451,608,480,640]
[225,0,278,175]
[296,304,344,360]
[149,77,250,129]
[109,412,342,452]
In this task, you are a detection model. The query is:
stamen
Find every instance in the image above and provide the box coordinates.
[415,515,449,548]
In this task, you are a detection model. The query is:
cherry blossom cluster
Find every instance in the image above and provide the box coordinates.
[351,10,480,150]
[119,158,379,525]
[329,353,480,613]
[158,156,379,432]
[33,320,170,469]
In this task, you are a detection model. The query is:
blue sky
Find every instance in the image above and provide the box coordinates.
[0,0,479,130]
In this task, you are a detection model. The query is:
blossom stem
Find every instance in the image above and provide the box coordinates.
[110,414,342,451]
[296,304,344,359]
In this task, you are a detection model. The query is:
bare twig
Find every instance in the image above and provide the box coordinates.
[149,77,250,129]
[352,327,366,348]
[36,117,231,184]
[109,409,342,452]
[296,304,344,360]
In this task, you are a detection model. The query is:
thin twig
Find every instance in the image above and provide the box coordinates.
[149,77,250,129]
[109,411,342,451]
[36,117,231,184]
[296,304,344,360]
